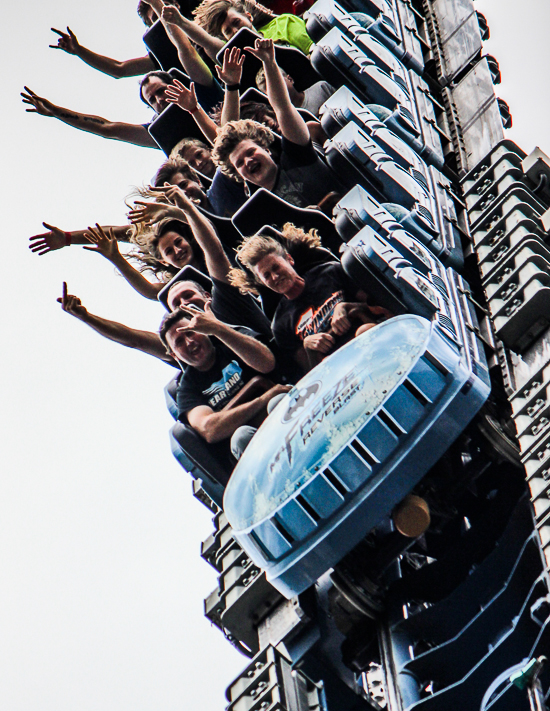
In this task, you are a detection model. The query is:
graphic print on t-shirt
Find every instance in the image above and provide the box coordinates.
[295,290,344,340]
[203,360,244,408]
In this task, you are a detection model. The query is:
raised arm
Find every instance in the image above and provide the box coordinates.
[58,283,172,362]
[49,27,155,78]
[30,222,130,255]
[150,185,232,282]
[83,225,163,300]
[160,6,215,86]
[163,79,218,144]
[216,47,245,126]
[156,9,224,62]
[247,38,309,146]
[21,87,158,148]
[180,303,276,372]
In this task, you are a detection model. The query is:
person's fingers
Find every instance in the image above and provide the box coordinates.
[67,27,77,39]
[172,78,185,90]
[62,281,68,307]
[51,27,66,36]
[29,241,46,250]
[29,234,47,242]
[95,223,109,239]
[149,185,169,192]
[42,221,57,231]
[82,232,94,243]
[49,45,64,50]
[82,245,99,251]
[190,83,197,100]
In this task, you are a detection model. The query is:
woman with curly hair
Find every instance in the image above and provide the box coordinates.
[231,226,392,373]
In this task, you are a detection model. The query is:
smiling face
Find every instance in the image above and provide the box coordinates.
[253,252,301,296]
[165,320,215,370]
[157,230,193,268]
[221,8,254,39]
[142,76,170,114]
[180,146,216,178]
[167,281,209,311]
[229,139,277,188]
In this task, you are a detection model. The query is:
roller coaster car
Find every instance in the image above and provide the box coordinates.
[334,183,463,270]
[320,85,444,169]
[168,375,275,508]
[311,27,443,166]
[309,0,425,75]
[222,235,490,598]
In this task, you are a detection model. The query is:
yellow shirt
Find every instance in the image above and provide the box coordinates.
[258,15,313,55]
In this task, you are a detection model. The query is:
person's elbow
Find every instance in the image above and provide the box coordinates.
[256,351,276,374]
[197,416,227,443]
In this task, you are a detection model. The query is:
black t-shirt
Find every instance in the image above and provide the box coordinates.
[273,138,343,208]
[176,328,261,421]
[272,262,359,355]
[211,278,272,338]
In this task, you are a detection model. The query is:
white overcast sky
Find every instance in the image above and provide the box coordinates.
[1,1,549,710]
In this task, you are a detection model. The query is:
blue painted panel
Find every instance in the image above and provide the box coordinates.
[330,448,374,490]
[300,475,346,519]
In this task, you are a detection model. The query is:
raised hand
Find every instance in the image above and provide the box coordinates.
[49,27,80,55]
[82,224,121,260]
[149,183,195,210]
[161,4,184,27]
[164,79,198,113]
[57,282,88,320]
[21,87,56,117]
[127,200,182,225]
[246,37,275,65]
[29,222,69,255]
[216,47,245,85]
[177,301,220,335]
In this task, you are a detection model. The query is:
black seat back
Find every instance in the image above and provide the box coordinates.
[231,189,343,255]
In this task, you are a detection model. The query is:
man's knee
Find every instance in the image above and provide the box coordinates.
[231,425,257,460]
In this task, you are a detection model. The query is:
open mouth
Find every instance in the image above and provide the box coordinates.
[247,160,262,177]
[186,342,201,358]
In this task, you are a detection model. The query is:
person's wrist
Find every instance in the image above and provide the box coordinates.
[225,82,241,92]
[64,231,72,246]
[188,105,200,114]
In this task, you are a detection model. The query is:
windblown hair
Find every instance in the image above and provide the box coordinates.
[212,119,274,181]
[193,0,274,38]
[229,223,322,294]
[209,101,279,131]
[128,218,197,282]
[153,158,204,188]
[139,70,174,107]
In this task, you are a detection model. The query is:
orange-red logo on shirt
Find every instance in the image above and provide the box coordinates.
[295,291,344,340]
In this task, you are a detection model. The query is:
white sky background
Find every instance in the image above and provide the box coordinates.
[1,1,549,710]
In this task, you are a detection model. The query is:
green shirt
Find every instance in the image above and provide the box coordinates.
[258,14,313,55]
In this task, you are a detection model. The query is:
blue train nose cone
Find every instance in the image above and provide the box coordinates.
[224,313,489,598]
